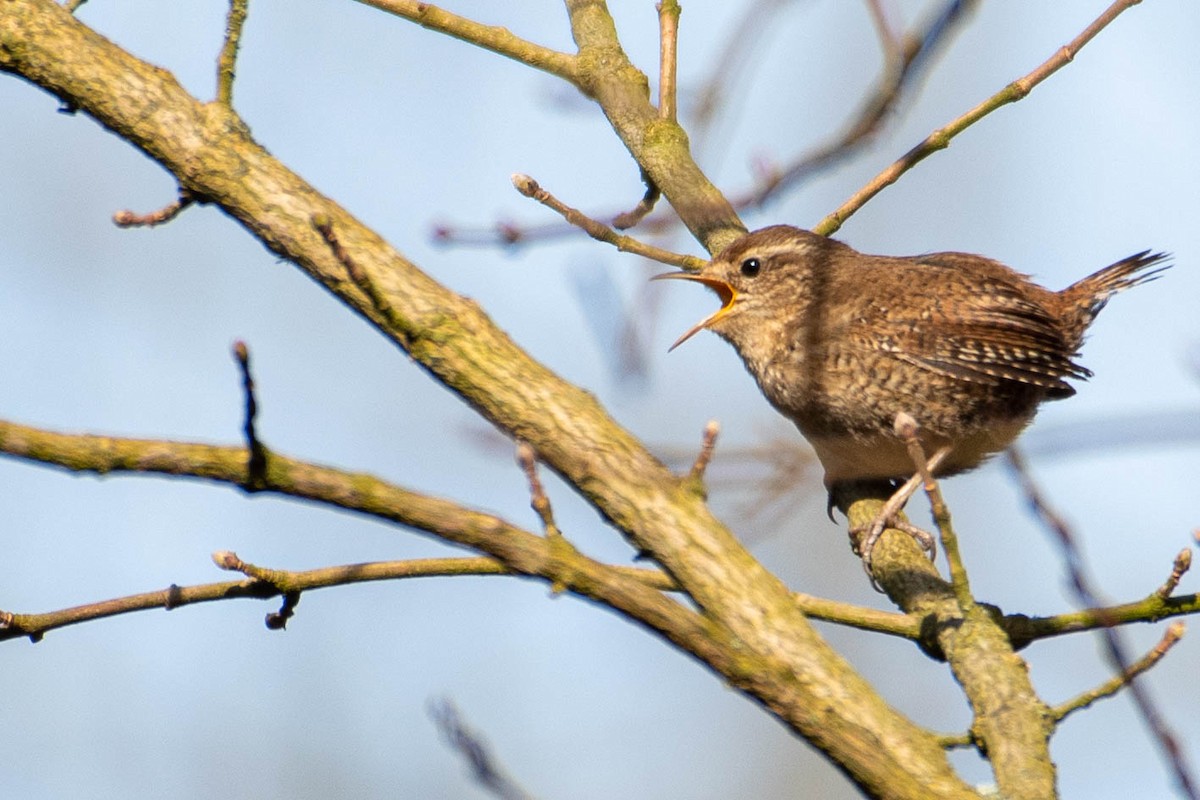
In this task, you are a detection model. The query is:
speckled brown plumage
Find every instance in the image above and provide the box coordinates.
[661,225,1168,487]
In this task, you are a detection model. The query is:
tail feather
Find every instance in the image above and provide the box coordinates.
[1060,250,1170,340]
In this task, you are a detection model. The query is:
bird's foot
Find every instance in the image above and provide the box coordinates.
[846,473,937,591]
[850,514,937,566]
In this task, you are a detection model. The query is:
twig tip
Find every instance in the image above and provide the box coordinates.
[893,411,918,439]
[511,174,537,196]
[687,419,721,486]
[515,441,536,471]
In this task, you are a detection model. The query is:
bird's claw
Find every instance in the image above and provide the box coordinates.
[850,514,937,591]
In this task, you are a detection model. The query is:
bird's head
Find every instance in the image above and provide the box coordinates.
[654,225,847,351]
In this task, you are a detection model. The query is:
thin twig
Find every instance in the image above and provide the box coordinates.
[354,0,579,81]
[689,0,793,149]
[0,539,924,644]
[1006,448,1199,800]
[430,700,536,800]
[515,442,560,539]
[687,420,720,487]
[511,174,706,271]
[1157,549,1192,600]
[0,557,521,642]
[1054,623,1185,724]
[864,0,899,61]
[63,0,88,12]
[611,173,662,230]
[433,210,679,249]
[815,0,1144,235]
[657,0,680,122]
[516,441,587,593]
[894,413,972,609]
[232,340,268,488]
[112,191,194,228]
[1003,588,1200,649]
[313,214,411,335]
[213,550,302,628]
[934,730,974,750]
[744,0,978,207]
[216,0,249,106]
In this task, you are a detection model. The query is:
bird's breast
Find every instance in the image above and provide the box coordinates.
[806,416,1032,484]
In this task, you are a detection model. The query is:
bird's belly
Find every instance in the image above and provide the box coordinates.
[804,416,1032,484]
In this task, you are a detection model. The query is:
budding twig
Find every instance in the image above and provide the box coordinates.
[815,0,1144,235]
[515,442,560,539]
[1007,448,1199,798]
[894,412,971,608]
[113,190,194,228]
[1054,622,1185,724]
[212,550,301,630]
[1157,549,1193,600]
[510,174,706,271]
[687,420,720,487]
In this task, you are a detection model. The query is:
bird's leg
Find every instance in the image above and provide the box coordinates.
[840,446,951,588]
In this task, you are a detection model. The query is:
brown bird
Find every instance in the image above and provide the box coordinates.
[658,225,1168,570]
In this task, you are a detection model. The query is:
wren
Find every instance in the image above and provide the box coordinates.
[658,225,1168,567]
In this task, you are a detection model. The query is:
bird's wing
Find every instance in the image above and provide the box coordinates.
[855,256,1087,396]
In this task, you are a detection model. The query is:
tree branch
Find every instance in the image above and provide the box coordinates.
[1053,622,1185,724]
[215,0,248,106]
[4,2,1161,796]
[0,556,524,642]
[0,4,991,795]
[0,380,961,800]
[0,417,916,642]
[1006,590,1200,649]
[744,0,980,208]
[815,0,1147,235]
[353,0,580,82]
[511,173,705,270]
[563,0,745,253]
[0,416,738,664]
[1006,449,1198,797]
[838,485,1056,798]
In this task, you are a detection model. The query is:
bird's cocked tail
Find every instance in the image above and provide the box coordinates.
[1061,250,1171,338]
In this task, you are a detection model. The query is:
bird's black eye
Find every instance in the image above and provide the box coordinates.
[740,257,761,277]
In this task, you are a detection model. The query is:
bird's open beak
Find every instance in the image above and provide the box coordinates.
[652,271,738,351]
